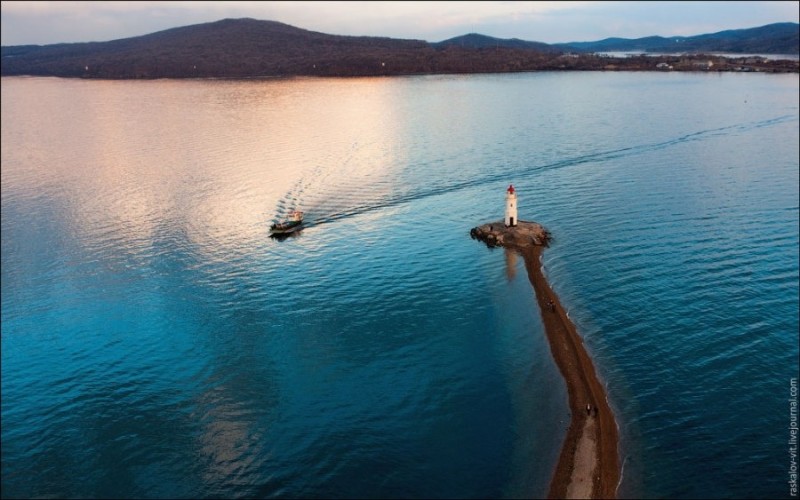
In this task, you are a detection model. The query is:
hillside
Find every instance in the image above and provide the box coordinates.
[559,22,799,54]
[432,33,556,52]
[1,18,797,79]
[1,18,435,78]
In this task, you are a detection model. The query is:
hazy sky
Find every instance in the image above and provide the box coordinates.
[1,1,798,46]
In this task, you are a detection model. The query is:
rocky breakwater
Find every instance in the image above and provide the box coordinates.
[469,220,551,249]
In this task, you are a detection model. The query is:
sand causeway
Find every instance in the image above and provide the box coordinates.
[471,221,620,499]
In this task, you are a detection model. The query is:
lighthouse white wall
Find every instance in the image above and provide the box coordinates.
[505,190,518,227]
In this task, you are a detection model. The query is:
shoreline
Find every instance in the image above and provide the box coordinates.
[520,246,620,499]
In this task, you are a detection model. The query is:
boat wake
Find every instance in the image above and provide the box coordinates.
[271,114,797,230]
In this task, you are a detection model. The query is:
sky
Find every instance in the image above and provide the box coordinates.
[1,1,798,46]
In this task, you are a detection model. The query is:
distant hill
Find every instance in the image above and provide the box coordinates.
[0,18,432,78]
[1,18,797,79]
[558,22,799,54]
[0,18,563,78]
[433,33,556,52]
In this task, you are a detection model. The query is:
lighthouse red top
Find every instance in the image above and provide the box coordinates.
[507,184,515,194]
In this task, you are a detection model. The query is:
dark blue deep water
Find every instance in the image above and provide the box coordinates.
[2,72,798,499]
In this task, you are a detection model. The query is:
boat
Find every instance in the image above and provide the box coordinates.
[270,210,304,235]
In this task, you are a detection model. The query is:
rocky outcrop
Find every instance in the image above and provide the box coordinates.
[470,220,551,248]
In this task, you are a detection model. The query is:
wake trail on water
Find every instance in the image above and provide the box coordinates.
[272,114,797,228]
[270,141,376,224]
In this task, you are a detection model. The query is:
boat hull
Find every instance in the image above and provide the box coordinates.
[270,222,303,235]
[270,210,304,236]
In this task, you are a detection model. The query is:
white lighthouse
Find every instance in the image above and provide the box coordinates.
[505,184,518,227]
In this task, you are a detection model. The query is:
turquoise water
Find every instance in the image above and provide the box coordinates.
[2,72,798,499]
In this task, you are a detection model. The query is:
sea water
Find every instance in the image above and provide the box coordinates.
[2,71,798,499]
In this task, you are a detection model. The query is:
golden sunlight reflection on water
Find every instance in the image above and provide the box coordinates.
[2,77,405,259]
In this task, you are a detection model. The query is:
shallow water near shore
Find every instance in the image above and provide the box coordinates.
[2,72,798,499]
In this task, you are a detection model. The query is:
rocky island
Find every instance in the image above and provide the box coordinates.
[470,220,551,248]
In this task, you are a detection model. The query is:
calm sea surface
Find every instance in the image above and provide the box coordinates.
[2,72,798,499]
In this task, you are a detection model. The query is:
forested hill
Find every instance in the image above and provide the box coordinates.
[1,18,436,78]
[432,33,556,52]
[558,22,799,54]
[2,18,797,79]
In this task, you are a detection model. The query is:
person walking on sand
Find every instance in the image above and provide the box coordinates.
[586,404,592,415]
[548,299,555,312]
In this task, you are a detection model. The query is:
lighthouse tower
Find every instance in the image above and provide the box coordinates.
[505,184,518,227]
